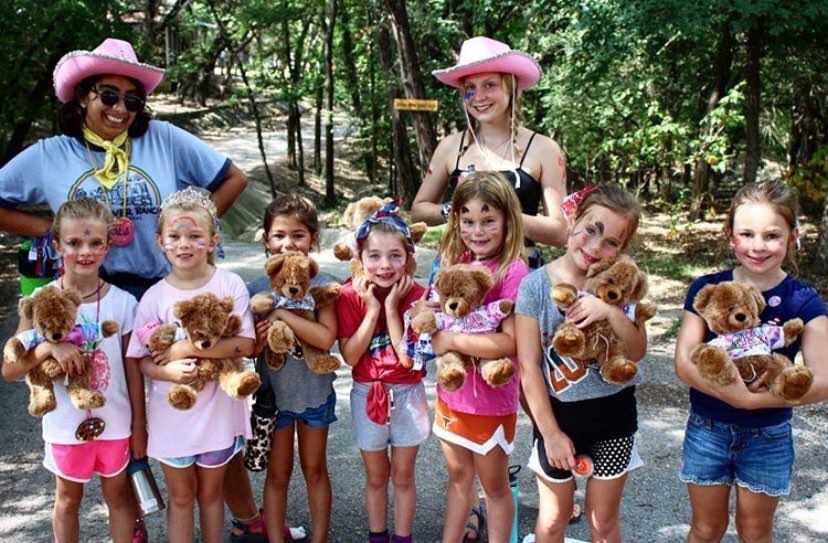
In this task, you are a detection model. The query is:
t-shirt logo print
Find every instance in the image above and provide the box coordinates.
[544,345,587,393]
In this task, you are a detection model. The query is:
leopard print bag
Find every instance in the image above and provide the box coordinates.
[244,359,277,472]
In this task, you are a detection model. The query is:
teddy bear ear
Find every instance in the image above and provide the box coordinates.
[586,257,614,278]
[630,270,649,301]
[747,284,766,313]
[265,253,285,276]
[63,287,83,307]
[173,299,192,320]
[473,268,494,292]
[19,296,34,320]
[220,296,235,313]
[693,284,716,313]
[307,257,319,278]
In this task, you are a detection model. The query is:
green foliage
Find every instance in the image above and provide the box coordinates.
[788,144,828,216]
[688,83,746,174]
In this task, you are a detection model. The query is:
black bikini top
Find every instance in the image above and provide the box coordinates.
[448,129,542,215]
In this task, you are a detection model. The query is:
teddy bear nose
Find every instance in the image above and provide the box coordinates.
[448,301,458,312]
[734,313,746,323]
[200,340,212,349]
[51,333,63,341]
[288,286,299,296]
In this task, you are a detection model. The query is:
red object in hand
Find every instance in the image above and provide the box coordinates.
[573,454,593,478]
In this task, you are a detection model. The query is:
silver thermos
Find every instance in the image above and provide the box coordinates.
[128,457,165,515]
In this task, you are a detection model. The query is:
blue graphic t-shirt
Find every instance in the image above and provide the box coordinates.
[0,120,231,279]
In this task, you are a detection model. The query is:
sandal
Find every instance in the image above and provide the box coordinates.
[230,511,305,543]
[463,506,485,543]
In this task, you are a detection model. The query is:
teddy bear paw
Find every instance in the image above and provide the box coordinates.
[230,371,262,399]
[774,366,814,401]
[480,358,515,387]
[267,322,295,354]
[70,390,106,411]
[168,385,198,410]
[265,350,286,371]
[28,391,57,417]
[437,361,467,392]
[308,354,341,375]
[552,329,585,357]
[602,359,638,385]
[691,345,737,385]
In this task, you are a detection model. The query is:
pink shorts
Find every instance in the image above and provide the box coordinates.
[43,438,130,483]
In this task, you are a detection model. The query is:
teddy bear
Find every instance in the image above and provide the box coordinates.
[689,280,812,401]
[333,196,427,262]
[407,264,515,391]
[249,252,342,374]
[3,285,118,417]
[142,292,261,410]
[551,255,657,385]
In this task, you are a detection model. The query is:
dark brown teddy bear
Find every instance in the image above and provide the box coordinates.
[409,264,515,391]
[3,285,118,416]
[249,252,341,374]
[146,292,261,410]
[690,281,812,401]
[551,255,657,385]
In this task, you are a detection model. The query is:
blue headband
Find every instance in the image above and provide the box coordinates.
[354,202,415,253]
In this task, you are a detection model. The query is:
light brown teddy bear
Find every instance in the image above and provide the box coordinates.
[551,255,657,385]
[249,252,341,374]
[3,285,118,416]
[145,292,261,410]
[334,196,427,278]
[408,264,515,391]
[690,281,812,401]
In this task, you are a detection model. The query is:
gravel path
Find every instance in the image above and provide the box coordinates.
[1,234,827,543]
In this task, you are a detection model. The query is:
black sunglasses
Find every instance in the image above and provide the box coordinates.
[93,87,145,113]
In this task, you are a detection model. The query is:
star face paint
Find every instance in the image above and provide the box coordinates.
[55,218,110,278]
[360,231,409,289]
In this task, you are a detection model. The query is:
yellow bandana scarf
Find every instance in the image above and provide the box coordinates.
[82,126,129,189]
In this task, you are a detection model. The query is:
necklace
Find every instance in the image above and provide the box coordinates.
[84,136,135,247]
[61,276,105,299]
[59,276,107,441]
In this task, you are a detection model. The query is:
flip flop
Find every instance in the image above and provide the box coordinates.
[463,506,485,542]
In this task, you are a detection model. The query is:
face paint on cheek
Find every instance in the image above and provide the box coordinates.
[194,240,208,250]
[464,89,474,101]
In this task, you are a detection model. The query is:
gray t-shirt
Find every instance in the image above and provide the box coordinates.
[515,267,640,403]
[248,273,337,413]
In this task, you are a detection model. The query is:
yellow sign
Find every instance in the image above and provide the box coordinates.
[393,99,439,112]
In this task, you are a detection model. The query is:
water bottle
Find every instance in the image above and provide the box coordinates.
[128,457,165,516]
[509,464,521,543]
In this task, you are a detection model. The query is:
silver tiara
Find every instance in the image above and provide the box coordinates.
[160,187,218,221]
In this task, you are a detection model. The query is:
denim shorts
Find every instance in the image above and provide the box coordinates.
[274,391,337,430]
[679,412,793,496]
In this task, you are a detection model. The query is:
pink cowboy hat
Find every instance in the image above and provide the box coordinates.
[432,36,542,90]
[53,38,165,103]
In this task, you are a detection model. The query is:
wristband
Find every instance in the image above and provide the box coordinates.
[440,202,452,221]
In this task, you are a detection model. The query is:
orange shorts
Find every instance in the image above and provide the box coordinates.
[432,396,516,455]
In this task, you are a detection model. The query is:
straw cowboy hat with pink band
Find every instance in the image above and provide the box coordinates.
[53,38,165,102]
[432,36,542,90]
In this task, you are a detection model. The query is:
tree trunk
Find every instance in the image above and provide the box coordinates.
[743,23,764,184]
[689,22,734,221]
[384,0,437,204]
[324,0,337,206]
[314,83,323,175]
[378,22,417,200]
[813,198,828,273]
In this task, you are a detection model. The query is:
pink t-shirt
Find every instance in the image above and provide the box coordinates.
[436,258,529,416]
[126,267,255,459]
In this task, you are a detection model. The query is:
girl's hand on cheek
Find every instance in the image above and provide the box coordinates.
[354,276,380,311]
[386,275,413,310]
